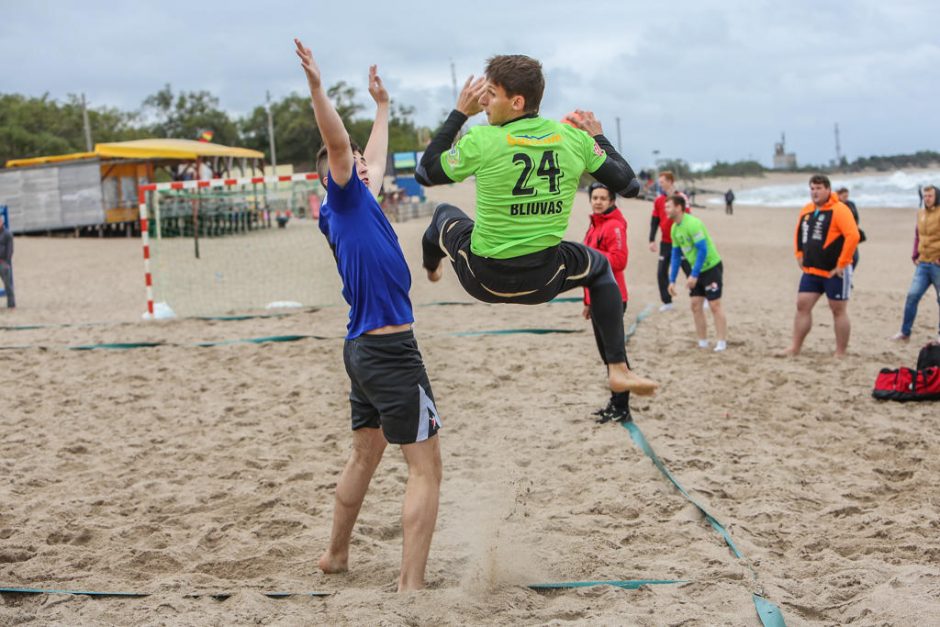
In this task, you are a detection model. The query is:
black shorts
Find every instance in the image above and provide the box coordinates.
[342,330,441,445]
[430,204,602,305]
[690,262,723,301]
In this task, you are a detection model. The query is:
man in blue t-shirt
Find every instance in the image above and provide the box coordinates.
[295,39,442,593]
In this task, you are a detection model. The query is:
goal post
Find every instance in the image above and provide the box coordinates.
[137,172,343,318]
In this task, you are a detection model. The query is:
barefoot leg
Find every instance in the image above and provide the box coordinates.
[608,362,659,396]
[319,428,387,574]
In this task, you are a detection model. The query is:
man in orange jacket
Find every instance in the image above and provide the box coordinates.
[784,174,861,358]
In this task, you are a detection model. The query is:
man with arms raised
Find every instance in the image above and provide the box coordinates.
[295,39,442,592]
[785,174,860,358]
[416,55,657,398]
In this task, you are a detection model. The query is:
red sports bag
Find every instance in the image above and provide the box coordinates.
[872,366,940,402]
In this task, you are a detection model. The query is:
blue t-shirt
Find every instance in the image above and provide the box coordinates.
[318,167,414,339]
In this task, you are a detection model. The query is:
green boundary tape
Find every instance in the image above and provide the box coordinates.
[529,579,685,591]
[0,587,147,597]
[0,587,331,599]
[0,296,585,333]
[0,329,586,351]
[70,342,165,351]
[621,421,786,626]
[753,593,787,627]
[451,328,580,337]
[625,304,655,343]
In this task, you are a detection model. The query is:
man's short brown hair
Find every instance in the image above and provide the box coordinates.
[809,174,831,188]
[668,194,687,210]
[659,171,675,183]
[485,54,544,113]
[316,141,362,184]
[924,185,937,207]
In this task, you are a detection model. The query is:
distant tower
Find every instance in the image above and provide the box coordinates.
[834,123,842,165]
[773,132,797,170]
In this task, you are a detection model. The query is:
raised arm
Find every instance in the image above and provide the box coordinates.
[415,75,486,187]
[294,38,353,187]
[363,64,389,198]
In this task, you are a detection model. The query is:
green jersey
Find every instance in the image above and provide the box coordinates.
[440,116,608,259]
[670,214,721,273]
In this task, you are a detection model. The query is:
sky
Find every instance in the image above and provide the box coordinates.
[2,0,937,169]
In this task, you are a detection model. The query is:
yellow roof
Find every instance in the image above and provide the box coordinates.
[6,138,264,167]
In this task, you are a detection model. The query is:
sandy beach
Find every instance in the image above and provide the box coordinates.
[1,176,939,625]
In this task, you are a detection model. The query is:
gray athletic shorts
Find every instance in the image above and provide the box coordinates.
[342,329,441,445]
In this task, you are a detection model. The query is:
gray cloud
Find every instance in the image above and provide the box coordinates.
[2,0,936,167]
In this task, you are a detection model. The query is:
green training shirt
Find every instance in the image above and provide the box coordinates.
[440,116,608,259]
[670,214,721,272]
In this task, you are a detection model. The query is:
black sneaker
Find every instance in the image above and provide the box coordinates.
[595,403,632,424]
[591,401,611,417]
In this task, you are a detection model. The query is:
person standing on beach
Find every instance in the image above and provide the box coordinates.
[649,171,691,312]
[724,189,735,215]
[784,174,860,358]
[0,218,14,309]
[836,186,864,269]
[416,54,658,399]
[295,39,442,592]
[891,184,940,342]
[581,182,632,422]
[666,195,728,351]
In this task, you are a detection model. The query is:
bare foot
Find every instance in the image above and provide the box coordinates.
[834,351,847,359]
[777,346,799,357]
[609,364,658,396]
[426,262,442,282]
[318,550,348,574]
[397,578,425,592]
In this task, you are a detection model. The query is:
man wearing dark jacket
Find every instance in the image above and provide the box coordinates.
[582,182,631,422]
[0,218,14,309]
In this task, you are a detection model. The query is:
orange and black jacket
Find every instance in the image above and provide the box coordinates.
[795,193,860,277]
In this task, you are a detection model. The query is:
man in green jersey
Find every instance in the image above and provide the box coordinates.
[416,54,656,397]
[666,195,728,352]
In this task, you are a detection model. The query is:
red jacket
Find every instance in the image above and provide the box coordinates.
[583,207,628,304]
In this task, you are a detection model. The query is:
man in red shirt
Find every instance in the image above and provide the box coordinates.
[648,171,690,311]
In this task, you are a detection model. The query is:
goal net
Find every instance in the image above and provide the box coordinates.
[138,172,343,318]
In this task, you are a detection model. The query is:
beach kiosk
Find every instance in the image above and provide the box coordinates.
[1,139,265,234]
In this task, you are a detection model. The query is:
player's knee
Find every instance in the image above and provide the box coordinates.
[795,297,815,313]
[351,430,386,465]
[587,249,613,283]
[403,438,442,482]
[432,203,458,227]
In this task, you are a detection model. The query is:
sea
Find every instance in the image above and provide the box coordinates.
[707,170,940,208]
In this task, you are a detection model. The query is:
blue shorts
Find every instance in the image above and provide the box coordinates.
[798,267,853,301]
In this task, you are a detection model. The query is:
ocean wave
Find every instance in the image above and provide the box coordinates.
[707,170,940,208]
